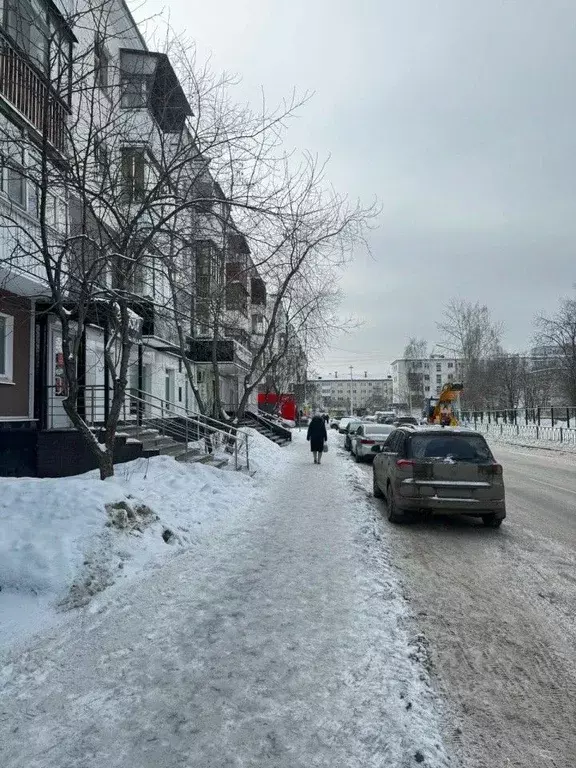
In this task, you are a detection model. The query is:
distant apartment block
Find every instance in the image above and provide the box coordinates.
[391,356,462,406]
[319,377,393,411]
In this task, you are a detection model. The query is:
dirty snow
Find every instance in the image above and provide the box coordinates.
[0,428,282,648]
[0,430,451,767]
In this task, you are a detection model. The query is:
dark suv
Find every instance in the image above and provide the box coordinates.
[372,426,506,527]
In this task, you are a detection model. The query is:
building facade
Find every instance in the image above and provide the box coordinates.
[391,355,462,408]
[0,0,273,475]
[318,377,394,413]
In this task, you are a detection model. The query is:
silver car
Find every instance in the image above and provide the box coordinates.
[344,420,364,451]
[372,426,506,527]
[351,424,394,462]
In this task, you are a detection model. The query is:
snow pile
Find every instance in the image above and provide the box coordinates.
[242,425,284,476]
[0,445,287,648]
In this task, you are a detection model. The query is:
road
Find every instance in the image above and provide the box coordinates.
[346,437,576,768]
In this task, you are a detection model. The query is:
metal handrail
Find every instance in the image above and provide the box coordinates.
[45,384,250,470]
[123,390,250,471]
[129,387,249,437]
[245,405,292,441]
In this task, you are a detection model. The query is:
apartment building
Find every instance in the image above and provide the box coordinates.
[391,355,462,407]
[319,377,394,412]
[0,0,271,475]
[0,0,76,474]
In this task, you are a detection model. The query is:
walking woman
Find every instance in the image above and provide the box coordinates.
[307,413,328,464]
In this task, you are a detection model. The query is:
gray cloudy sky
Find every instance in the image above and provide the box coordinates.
[137,0,576,378]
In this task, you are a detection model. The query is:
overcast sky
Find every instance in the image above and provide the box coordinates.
[134,0,576,378]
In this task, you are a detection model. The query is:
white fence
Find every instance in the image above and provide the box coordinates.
[468,420,576,447]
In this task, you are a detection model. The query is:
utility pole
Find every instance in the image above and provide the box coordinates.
[349,365,354,415]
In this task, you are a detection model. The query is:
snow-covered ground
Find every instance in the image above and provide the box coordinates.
[0,427,279,649]
[0,430,452,768]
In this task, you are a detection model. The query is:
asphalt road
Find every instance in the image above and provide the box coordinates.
[345,436,576,768]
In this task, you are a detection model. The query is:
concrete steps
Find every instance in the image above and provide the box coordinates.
[117,424,229,470]
[238,416,291,447]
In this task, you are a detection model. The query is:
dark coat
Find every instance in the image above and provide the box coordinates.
[307,415,328,452]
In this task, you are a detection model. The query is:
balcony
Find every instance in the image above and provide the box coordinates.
[0,30,69,153]
[251,276,266,307]
[120,49,192,133]
[188,337,252,373]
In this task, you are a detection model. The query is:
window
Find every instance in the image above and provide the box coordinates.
[448,362,454,369]
[424,374,430,381]
[6,164,26,207]
[436,375,442,384]
[0,313,14,380]
[425,385,430,392]
[94,139,110,178]
[94,36,110,91]
[121,74,152,108]
[120,148,147,202]
[436,363,442,372]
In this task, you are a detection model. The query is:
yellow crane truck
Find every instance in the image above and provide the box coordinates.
[425,383,464,426]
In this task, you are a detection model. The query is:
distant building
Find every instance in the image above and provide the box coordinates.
[391,356,463,408]
[318,377,393,412]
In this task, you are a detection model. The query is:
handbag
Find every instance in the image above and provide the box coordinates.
[323,443,328,453]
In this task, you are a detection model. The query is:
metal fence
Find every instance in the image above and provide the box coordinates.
[460,406,576,428]
[466,420,576,447]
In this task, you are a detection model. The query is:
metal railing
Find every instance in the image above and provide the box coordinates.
[461,406,576,429]
[245,405,292,441]
[45,384,250,470]
[466,420,576,447]
[0,33,67,152]
[124,391,250,471]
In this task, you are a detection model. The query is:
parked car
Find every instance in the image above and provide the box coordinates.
[350,424,394,461]
[338,417,354,434]
[344,420,364,451]
[330,417,341,429]
[372,426,506,527]
[393,416,419,426]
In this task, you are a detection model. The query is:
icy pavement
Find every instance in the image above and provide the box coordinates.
[0,432,452,768]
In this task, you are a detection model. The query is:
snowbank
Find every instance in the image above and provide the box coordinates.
[0,430,288,648]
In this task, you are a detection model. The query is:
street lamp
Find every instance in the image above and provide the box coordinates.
[349,365,354,414]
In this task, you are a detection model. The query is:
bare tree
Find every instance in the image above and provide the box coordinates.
[534,295,576,404]
[0,1,235,476]
[403,337,427,405]
[437,299,502,408]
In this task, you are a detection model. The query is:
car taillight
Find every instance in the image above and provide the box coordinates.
[396,459,415,469]
[361,439,375,445]
[489,463,503,476]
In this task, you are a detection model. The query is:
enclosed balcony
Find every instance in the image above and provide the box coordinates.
[251,276,266,307]
[120,49,192,133]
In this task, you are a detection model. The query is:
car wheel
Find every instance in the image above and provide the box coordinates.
[373,470,383,498]
[387,485,404,524]
[482,514,503,528]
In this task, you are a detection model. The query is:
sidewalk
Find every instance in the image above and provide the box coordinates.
[0,433,451,768]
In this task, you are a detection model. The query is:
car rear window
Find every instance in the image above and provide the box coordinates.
[408,433,493,463]
[365,425,393,435]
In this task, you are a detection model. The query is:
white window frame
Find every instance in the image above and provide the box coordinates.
[0,313,15,383]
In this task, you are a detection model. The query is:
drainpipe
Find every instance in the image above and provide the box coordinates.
[103,324,110,425]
